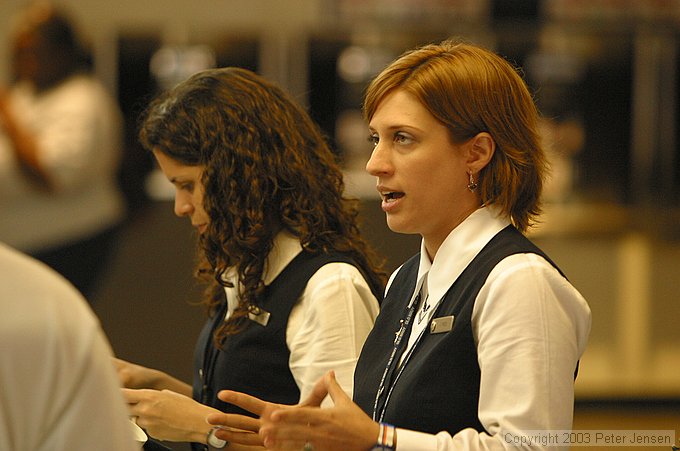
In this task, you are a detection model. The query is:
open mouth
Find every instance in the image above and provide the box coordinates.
[383,191,405,202]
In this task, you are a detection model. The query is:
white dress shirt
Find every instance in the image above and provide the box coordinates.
[0,243,138,450]
[0,75,125,252]
[222,230,380,403]
[390,207,592,451]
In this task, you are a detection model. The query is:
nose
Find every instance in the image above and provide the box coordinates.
[174,191,193,218]
[365,142,392,177]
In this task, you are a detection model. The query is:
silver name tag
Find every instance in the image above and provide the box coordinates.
[430,315,454,334]
[248,309,271,326]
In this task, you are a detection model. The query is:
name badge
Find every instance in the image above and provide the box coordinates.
[430,315,454,334]
[248,307,271,326]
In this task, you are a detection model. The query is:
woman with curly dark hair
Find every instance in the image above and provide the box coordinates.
[115,67,385,450]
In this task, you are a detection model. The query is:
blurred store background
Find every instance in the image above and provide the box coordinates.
[1,0,678,449]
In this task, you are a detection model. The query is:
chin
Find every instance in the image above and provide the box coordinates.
[385,217,417,236]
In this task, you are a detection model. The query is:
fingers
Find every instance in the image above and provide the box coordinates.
[121,387,144,404]
[122,390,146,420]
[299,370,350,409]
[211,426,262,447]
[259,404,312,450]
[205,412,260,433]
[265,406,325,427]
[121,388,157,418]
[298,370,333,408]
[113,358,130,385]
[324,370,351,406]
[114,358,143,388]
[216,390,268,416]
[112,357,134,373]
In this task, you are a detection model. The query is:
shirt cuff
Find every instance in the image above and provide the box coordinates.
[396,428,438,450]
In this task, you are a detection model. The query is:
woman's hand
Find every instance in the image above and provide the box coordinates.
[210,371,379,451]
[262,371,378,451]
[205,391,269,447]
[204,377,325,447]
[123,388,216,443]
[114,358,192,396]
[114,358,162,389]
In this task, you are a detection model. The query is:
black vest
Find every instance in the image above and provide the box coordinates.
[192,251,382,432]
[353,225,562,435]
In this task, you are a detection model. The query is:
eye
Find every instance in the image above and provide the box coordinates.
[180,182,194,192]
[394,132,413,145]
[367,133,379,147]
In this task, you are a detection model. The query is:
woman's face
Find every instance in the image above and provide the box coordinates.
[153,150,209,235]
[366,89,478,257]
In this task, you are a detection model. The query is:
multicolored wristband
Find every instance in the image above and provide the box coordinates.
[372,422,396,450]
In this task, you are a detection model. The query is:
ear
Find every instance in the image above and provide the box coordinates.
[466,132,495,173]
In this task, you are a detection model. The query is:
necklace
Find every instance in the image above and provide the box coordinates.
[417,294,430,324]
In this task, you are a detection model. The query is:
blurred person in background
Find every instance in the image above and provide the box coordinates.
[0,1,125,299]
[0,241,139,450]
[115,67,385,450]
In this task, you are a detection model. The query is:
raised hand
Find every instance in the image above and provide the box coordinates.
[262,371,379,451]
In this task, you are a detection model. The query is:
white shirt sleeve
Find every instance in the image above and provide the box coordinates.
[395,253,591,451]
[287,262,380,404]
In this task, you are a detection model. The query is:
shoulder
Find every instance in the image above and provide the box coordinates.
[301,261,380,310]
[487,252,572,289]
[476,252,591,330]
[0,243,101,343]
[307,261,373,292]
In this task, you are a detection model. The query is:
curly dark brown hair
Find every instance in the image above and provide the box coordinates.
[139,67,385,345]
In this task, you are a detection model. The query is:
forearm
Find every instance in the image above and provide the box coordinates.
[126,388,222,444]
[0,95,52,189]
[148,370,193,396]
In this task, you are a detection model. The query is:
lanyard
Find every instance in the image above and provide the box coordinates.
[372,286,429,422]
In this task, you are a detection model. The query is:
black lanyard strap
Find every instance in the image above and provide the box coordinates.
[372,291,420,421]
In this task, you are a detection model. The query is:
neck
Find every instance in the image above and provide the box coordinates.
[423,204,481,260]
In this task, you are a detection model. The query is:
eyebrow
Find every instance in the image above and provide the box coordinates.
[369,124,423,133]
[169,177,190,185]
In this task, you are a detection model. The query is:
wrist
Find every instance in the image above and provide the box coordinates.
[206,426,229,449]
[372,423,397,450]
[147,369,172,390]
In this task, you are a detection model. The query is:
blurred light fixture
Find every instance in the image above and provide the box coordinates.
[150,44,216,90]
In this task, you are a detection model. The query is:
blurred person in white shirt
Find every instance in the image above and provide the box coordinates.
[0,2,125,298]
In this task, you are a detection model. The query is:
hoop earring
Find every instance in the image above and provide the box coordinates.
[467,171,478,192]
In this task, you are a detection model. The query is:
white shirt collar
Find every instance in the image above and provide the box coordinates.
[262,230,304,285]
[414,206,510,308]
[223,230,303,314]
